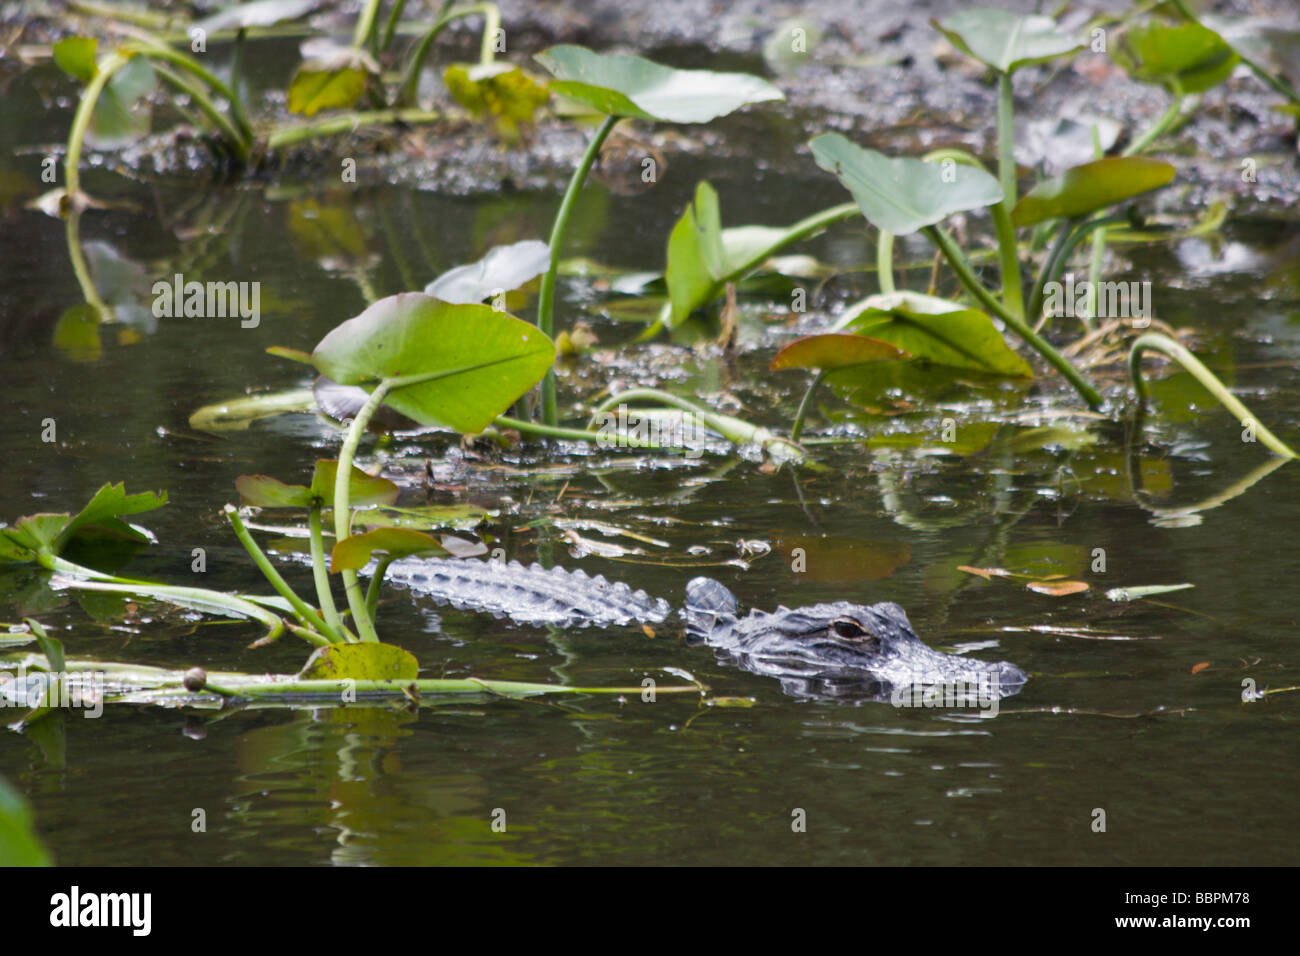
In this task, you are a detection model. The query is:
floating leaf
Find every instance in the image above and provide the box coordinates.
[298,641,419,681]
[1027,580,1089,596]
[330,527,445,572]
[534,45,783,123]
[52,36,97,83]
[931,9,1083,74]
[1116,21,1238,94]
[311,293,555,434]
[1190,661,1210,674]
[839,303,1032,377]
[1011,157,1175,227]
[287,45,376,117]
[957,565,1013,580]
[810,134,1002,235]
[236,474,314,509]
[425,239,551,304]
[188,388,317,433]
[770,333,907,370]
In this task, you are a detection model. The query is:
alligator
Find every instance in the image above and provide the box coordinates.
[379,556,1028,703]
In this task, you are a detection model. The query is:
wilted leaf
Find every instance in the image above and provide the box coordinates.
[298,641,419,681]
[1026,579,1089,596]
[770,333,907,370]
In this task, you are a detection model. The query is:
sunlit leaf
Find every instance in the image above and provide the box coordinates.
[534,45,783,123]
[931,9,1083,74]
[425,239,550,304]
[1105,583,1195,602]
[330,527,445,572]
[1027,580,1089,596]
[810,134,1002,235]
[1011,157,1176,226]
[445,63,549,141]
[53,37,97,83]
[311,293,555,434]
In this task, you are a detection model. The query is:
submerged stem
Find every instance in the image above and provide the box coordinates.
[790,370,826,442]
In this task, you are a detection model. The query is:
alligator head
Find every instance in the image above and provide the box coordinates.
[683,577,1027,704]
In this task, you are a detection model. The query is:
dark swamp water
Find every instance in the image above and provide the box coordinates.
[0,0,1298,866]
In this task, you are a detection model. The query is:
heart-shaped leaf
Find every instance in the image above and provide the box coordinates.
[534,45,783,123]
[311,293,555,434]
[425,239,551,304]
[330,527,445,572]
[298,641,420,680]
[931,9,1083,74]
[87,56,155,149]
[770,333,907,370]
[309,460,399,507]
[1011,157,1175,227]
[1115,21,1238,94]
[810,134,1003,235]
[236,475,314,508]
[840,303,1032,377]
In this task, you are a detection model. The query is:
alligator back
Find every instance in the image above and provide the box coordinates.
[381,556,672,628]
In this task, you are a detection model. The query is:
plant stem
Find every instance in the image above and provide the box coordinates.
[365,554,397,621]
[790,370,826,442]
[876,230,896,294]
[334,382,393,643]
[495,413,668,449]
[923,225,1103,408]
[1028,216,1126,323]
[151,63,248,158]
[352,0,385,50]
[538,113,619,426]
[223,506,341,640]
[1123,94,1186,156]
[380,0,413,53]
[64,51,130,200]
[64,212,111,320]
[266,109,441,149]
[994,72,1025,318]
[397,2,500,106]
[1128,333,1297,458]
[308,504,345,637]
[123,40,253,145]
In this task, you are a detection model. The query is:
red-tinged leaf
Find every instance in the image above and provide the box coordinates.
[1027,580,1090,596]
[1191,661,1210,674]
[770,333,907,371]
[330,527,445,572]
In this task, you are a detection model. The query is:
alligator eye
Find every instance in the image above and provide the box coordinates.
[830,618,870,640]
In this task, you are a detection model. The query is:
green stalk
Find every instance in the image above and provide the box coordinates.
[308,503,345,637]
[538,113,619,425]
[994,72,1025,318]
[266,109,441,150]
[123,40,253,146]
[334,382,393,643]
[199,676,702,699]
[64,51,131,199]
[64,212,111,320]
[494,414,669,449]
[365,554,397,622]
[923,225,1103,408]
[790,370,826,442]
[224,505,341,640]
[1123,94,1186,157]
[151,63,248,158]
[397,2,500,106]
[380,0,416,53]
[1128,333,1297,458]
[876,230,896,295]
[719,202,860,282]
[351,0,385,50]
[1028,216,1126,324]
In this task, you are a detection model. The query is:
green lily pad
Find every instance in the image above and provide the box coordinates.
[1,483,168,563]
[770,333,907,370]
[425,239,551,304]
[298,641,420,681]
[1116,21,1238,93]
[839,302,1032,377]
[288,45,375,117]
[1011,157,1175,227]
[330,527,445,572]
[534,45,783,123]
[52,36,98,83]
[931,9,1083,74]
[810,134,1003,235]
[311,293,555,435]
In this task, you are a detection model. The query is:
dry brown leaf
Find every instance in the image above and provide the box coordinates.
[1027,580,1090,596]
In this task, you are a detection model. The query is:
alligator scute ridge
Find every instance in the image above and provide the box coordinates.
[375,557,1027,702]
